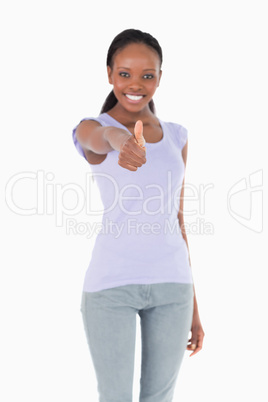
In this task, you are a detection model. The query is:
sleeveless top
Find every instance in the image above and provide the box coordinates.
[72,112,193,292]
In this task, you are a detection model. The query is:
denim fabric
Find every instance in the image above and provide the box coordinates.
[80,282,194,402]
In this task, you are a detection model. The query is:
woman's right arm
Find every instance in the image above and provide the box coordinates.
[75,119,147,171]
[75,119,130,154]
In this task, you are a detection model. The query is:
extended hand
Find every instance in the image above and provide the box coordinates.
[118,120,146,171]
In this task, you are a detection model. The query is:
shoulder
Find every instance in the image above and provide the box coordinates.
[77,113,109,129]
[161,119,188,150]
[72,113,109,165]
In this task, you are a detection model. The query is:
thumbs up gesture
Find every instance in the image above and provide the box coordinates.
[118,120,146,171]
[133,120,146,149]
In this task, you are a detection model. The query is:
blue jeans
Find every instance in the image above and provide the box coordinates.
[80,282,194,402]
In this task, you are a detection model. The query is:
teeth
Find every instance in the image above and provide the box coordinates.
[125,94,143,101]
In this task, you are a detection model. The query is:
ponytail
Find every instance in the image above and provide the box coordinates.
[100,91,117,114]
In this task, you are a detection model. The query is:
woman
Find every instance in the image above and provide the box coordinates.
[72,28,204,402]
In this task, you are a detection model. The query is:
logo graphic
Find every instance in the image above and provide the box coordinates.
[227,169,263,233]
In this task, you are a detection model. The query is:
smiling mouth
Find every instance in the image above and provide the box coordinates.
[125,94,145,101]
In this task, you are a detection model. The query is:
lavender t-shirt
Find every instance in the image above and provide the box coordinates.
[72,113,193,292]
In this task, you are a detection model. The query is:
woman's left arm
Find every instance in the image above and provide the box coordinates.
[178,140,205,357]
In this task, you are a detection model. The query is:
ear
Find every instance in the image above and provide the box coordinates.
[107,66,113,84]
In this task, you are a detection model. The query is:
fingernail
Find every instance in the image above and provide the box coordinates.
[191,344,196,349]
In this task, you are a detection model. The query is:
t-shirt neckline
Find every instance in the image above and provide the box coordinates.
[102,113,165,146]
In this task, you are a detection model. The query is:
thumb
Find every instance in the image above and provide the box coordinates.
[189,338,197,350]
[134,120,146,148]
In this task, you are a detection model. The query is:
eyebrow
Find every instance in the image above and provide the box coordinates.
[117,67,157,71]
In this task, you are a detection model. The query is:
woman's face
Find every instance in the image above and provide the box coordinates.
[107,42,162,113]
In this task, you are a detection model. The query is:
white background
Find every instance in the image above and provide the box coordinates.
[1,0,267,401]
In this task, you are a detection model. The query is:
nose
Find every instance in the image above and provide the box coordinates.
[128,76,143,92]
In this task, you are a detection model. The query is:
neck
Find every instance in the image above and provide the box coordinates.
[106,103,155,125]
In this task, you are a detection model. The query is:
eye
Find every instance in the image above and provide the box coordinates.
[119,72,130,78]
[143,74,154,79]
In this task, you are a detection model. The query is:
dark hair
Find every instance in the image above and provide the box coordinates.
[100,29,163,115]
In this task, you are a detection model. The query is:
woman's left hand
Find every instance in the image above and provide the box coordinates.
[186,310,205,357]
